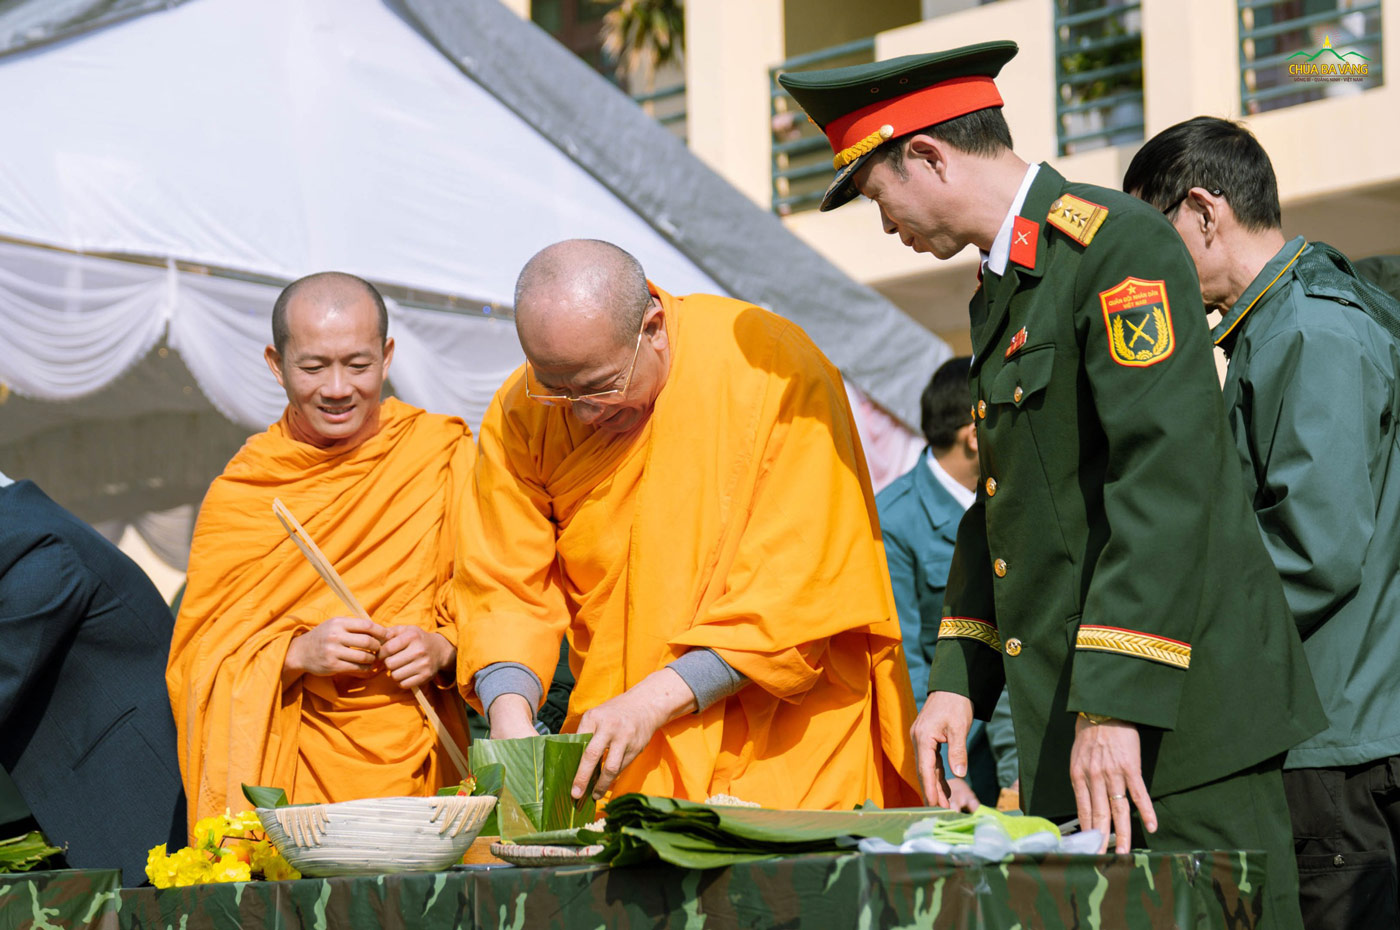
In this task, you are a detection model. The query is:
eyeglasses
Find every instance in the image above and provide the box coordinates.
[1162,188,1223,218]
[524,313,647,407]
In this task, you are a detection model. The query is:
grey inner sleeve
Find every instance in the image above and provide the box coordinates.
[667,647,748,712]
[474,662,543,718]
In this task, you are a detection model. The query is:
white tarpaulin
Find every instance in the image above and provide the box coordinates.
[0,0,722,301]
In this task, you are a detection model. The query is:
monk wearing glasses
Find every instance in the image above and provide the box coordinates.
[453,238,921,809]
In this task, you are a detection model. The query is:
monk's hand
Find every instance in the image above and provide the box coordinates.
[910,690,973,808]
[947,776,981,813]
[378,626,455,690]
[571,668,697,801]
[284,616,388,679]
[1068,714,1157,854]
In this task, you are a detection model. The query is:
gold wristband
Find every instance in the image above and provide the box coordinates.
[1078,711,1114,726]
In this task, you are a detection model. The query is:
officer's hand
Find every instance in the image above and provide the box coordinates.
[1068,715,1157,853]
[378,627,455,690]
[910,691,973,808]
[947,776,981,813]
[571,668,696,801]
[284,616,387,679]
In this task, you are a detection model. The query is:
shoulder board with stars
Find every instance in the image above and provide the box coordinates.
[1046,193,1109,246]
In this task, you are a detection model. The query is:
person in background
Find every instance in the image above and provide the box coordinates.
[1126,116,1400,930]
[876,356,1016,810]
[0,470,185,885]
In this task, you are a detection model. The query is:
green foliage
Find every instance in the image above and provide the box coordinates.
[0,831,62,873]
[241,784,289,809]
[593,0,684,87]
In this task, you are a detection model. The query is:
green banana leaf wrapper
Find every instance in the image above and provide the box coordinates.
[466,734,596,840]
[578,794,961,869]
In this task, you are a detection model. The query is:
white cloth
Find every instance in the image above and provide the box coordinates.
[926,449,975,511]
[980,164,1041,276]
[0,469,12,487]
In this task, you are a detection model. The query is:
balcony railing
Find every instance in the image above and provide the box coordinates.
[1055,0,1144,156]
[1239,0,1383,115]
[633,82,687,142]
[768,38,876,216]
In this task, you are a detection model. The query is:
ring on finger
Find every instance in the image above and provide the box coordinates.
[1109,793,1126,801]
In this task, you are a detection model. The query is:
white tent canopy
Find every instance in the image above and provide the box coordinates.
[0,0,937,546]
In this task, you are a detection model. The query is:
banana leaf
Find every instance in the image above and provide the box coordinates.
[467,734,596,841]
[592,794,958,868]
[0,831,63,873]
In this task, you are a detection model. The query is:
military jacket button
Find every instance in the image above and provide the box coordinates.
[994,558,1008,577]
[1005,638,1022,656]
[1013,385,1024,403]
[977,399,987,419]
[986,477,998,497]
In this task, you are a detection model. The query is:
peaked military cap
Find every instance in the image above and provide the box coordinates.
[778,41,1018,211]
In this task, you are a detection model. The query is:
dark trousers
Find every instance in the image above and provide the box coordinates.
[1132,756,1303,930]
[1284,757,1400,930]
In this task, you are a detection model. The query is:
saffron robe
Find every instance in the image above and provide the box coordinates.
[456,288,921,809]
[168,398,473,832]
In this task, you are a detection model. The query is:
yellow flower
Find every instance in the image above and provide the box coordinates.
[170,846,214,886]
[208,852,252,884]
[192,814,229,851]
[251,841,301,882]
[230,809,263,834]
[145,844,179,890]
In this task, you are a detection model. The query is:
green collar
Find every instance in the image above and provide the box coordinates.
[1211,236,1308,351]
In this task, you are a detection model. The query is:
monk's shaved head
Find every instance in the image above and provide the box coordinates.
[514,240,650,356]
[272,272,388,356]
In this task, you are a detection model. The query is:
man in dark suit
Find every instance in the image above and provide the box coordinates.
[0,471,185,885]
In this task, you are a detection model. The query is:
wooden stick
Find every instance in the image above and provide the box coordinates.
[272,498,470,780]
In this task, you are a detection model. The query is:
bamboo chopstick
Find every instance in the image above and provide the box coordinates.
[272,498,470,780]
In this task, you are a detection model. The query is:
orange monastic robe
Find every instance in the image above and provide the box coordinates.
[169,398,473,832]
[457,288,921,809]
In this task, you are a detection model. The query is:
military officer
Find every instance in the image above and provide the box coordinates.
[780,42,1324,930]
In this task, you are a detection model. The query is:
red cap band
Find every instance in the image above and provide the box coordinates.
[824,75,1003,157]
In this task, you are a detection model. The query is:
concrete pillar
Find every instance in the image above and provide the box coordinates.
[684,0,786,209]
[1140,0,1241,132]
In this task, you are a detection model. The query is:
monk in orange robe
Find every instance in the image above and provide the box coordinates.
[455,240,921,809]
[168,272,472,834]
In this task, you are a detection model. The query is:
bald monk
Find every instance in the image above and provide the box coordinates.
[455,240,921,809]
[168,272,473,833]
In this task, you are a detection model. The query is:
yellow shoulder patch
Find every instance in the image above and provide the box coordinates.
[1046,193,1109,246]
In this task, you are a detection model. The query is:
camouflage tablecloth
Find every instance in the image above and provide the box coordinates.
[0,868,120,930]
[17,850,1265,930]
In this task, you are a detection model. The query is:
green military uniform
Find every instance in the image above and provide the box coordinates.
[780,42,1326,930]
[1213,237,1400,928]
[931,170,1324,818]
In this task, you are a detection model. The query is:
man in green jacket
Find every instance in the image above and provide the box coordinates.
[780,42,1324,930]
[1126,116,1400,930]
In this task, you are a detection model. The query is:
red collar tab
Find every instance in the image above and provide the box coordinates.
[1009,216,1039,269]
